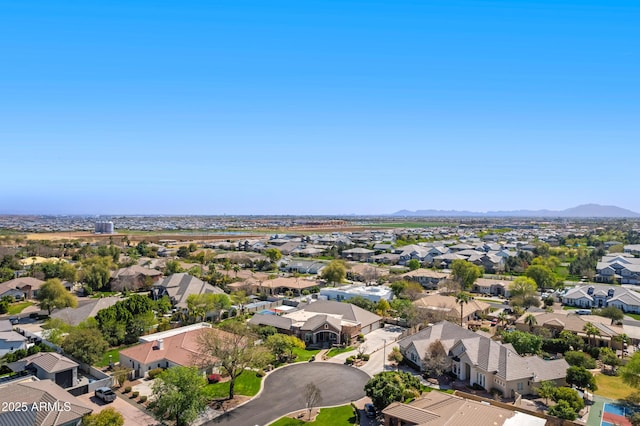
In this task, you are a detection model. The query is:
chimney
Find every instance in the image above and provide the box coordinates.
[157,339,164,350]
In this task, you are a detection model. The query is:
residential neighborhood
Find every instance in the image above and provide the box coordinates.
[0,216,640,425]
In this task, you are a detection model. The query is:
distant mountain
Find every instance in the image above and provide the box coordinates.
[392,204,640,218]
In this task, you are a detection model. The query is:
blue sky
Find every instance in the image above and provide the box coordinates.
[1,0,639,215]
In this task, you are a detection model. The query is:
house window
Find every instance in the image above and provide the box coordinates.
[517,382,523,392]
[324,324,328,329]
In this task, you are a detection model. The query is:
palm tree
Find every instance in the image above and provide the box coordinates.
[583,322,599,347]
[613,333,629,358]
[455,292,471,328]
[524,314,538,332]
[498,311,510,328]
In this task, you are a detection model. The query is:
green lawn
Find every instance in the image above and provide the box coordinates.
[625,313,640,321]
[292,347,321,362]
[325,346,354,358]
[204,370,262,399]
[7,301,34,315]
[562,306,579,310]
[96,344,137,367]
[270,404,356,426]
[595,373,636,400]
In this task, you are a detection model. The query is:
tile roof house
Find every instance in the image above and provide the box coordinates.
[412,295,490,325]
[249,300,382,346]
[0,378,92,426]
[398,321,568,398]
[119,325,225,379]
[110,265,163,291]
[7,353,78,389]
[382,388,546,426]
[151,273,225,309]
[402,269,449,290]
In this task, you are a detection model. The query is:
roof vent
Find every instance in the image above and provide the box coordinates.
[157,339,164,350]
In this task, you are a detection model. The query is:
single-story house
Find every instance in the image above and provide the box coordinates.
[0,319,28,357]
[0,379,92,426]
[8,352,79,389]
[110,265,162,291]
[151,273,225,310]
[51,296,121,327]
[119,324,224,379]
[412,294,490,325]
[382,388,546,426]
[0,277,45,300]
[398,321,568,397]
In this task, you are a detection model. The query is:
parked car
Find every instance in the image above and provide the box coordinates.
[365,403,376,418]
[95,387,116,403]
[576,309,592,315]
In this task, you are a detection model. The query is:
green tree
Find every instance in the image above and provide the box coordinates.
[389,280,408,298]
[176,246,190,258]
[501,330,542,355]
[564,351,596,369]
[548,400,578,421]
[321,260,347,286]
[197,322,270,399]
[629,412,640,426]
[150,366,208,426]
[613,333,629,359]
[599,347,619,373]
[82,407,124,426]
[230,290,250,316]
[265,334,305,363]
[525,264,558,292]
[61,327,109,365]
[364,371,421,411]
[509,276,537,299]
[620,351,640,389]
[566,365,597,391]
[37,278,77,315]
[524,313,538,332]
[387,346,403,371]
[345,296,376,312]
[376,299,391,317]
[597,306,624,324]
[454,292,471,327]
[407,259,421,271]
[81,256,113,291]
[551,387,584,413]
[264,248,283,263]
[583,322,600,347]
[422,340,450,377]
[164,260,184,275]
[450,259,482,290]
[536,380,556,405]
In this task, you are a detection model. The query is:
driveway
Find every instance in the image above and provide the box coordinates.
[77,392,159,426]
[210,363,370,425]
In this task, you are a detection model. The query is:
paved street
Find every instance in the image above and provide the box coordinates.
[209,363,369,426]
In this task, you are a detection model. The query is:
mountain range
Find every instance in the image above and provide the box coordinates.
[392,204,640,218]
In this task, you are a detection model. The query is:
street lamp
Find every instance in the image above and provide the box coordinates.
[382,339,387,371]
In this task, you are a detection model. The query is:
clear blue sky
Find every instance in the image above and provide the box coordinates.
[1,0,639,215]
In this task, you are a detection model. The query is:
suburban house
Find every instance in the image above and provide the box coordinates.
[0,378,92,426]
[412,295,490,325]
[346,262,388,283]
[398,321,569,398]
[402,269,449,290]
[110,265,162,291]
[596,255,640,284]
[249,300,382,346]
[151,273,225,310]
[0,277,45,300]
[51,296,121,326]
[7,352,79,388]
[562,284,640,313]
[472,278,510,297]
[320,284,393,303]
[382,389,546,426]
[624,245,640,256]
[254,276,321,296]
[341,247,375,262]
[0,319,28,357]
[514,311,622,347]
[119,323,221,379]
[279,259,326,275]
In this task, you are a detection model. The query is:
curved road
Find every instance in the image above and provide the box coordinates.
[211,363,369,426]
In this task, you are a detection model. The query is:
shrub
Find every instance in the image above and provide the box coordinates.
[131,391,139,398]
[345,356,355,365]
[147,368,164,380]
[362,354,370,361]
[357,334,365,342]
[139,395,147,403]
[255,369,266,377]
[208,373,222,384]
[124,386,131,393]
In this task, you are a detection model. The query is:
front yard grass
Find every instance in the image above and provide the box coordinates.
[594,373,636,400]
[625,313,640,321]
[270,404,356,426]
[292,347,320,362]
[325,346,354,358]
[204,370,262,399]
[7,301,34,315]
[96,344,137,367]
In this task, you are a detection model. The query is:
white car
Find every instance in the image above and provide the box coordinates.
[95,387,116,403]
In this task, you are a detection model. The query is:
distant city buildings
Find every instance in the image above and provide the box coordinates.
[94,221,114,234]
